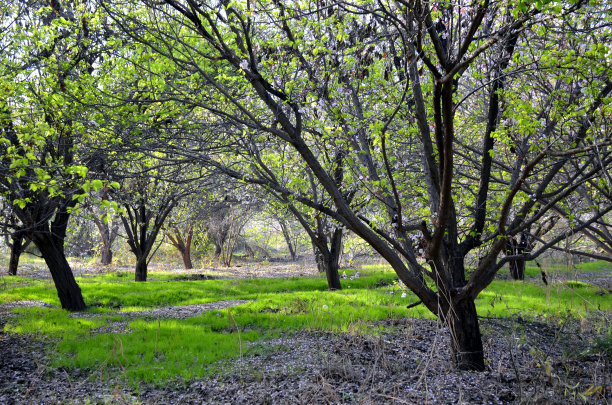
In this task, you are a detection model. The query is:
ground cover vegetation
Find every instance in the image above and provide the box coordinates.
[1,263,610,389]
[0,0,610,400]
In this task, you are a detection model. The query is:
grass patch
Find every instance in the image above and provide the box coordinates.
[1,263,610,388]
[575,260,612,273]
[496,259,612,278]
[477,281,611,318]
[56,318,261,386]
[5,307,108,336]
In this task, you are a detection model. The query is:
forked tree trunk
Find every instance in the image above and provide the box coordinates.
[33,233,86,311]
[312,229,343,291]
[172,242,193,268]
[167,225,194,269]
[211,222,230,258]
[444,297,485,371]
[121,200,176,282]
[93,215,119,266]
[135,258,147,282]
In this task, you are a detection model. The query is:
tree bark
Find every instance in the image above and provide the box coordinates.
[32,233,86,311]
[444,298,485,371]
[92,213,119,266]
[135,258,147,282]
[100,247,113,266]
[506,234,527,280]
[8,240,21,275]
[323,256,342,290]
[313,242,324,272]
[509,260,526,280]
[167,225,193,269]
[8,233,29,276]
[312,229,343,290]
[181,247,193,269]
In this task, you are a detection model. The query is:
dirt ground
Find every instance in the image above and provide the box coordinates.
[0,263,610,404]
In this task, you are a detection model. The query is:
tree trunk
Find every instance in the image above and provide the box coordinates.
[8,242,21,275]
[509,260,525,280]
[93,215,119,266]
[326,229,343,290]
[167,225,194,269]
[135,258,147,282]
[322,254,342,290]
[506,233,528,280]
[279,219,297,261]
[312,230,342,291]
[313,242,325,273]
[444,298,485,371]
[33,233,86,311]
[100,245,113,266]
[506,237,525,281]
[8,234,28,276]
[181,246,193,269]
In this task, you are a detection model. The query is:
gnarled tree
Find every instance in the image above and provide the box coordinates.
[106,0,612,370]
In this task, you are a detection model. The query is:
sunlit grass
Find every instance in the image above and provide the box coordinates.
[56,319,261,385]
[1,261,610,387]
[496,259,612,278]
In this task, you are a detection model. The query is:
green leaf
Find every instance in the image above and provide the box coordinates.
[92,179,104,191]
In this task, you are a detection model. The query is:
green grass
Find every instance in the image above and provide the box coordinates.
[1,263,610,388]
[496,259,612,278]
[573,260,612,273]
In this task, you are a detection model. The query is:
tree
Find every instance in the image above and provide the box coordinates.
[91,210,120,266]
[6,232,30,276]
[256,175,346,289]
[0,1,114,310]
[1,202,31,276]
[106,0,612,371]
[204,200,233,259]
[504,216,557,280]
[265,204,302,261]
[163,194,207,269]
[165,221,194,269]
[112,164,185,281]
[197,195,255,267]
[276,214,299,261]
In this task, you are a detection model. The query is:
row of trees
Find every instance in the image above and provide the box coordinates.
[2,192,323,269]
[1,0,610,373]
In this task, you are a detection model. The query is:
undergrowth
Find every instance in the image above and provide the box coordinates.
[0,262,610,388]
